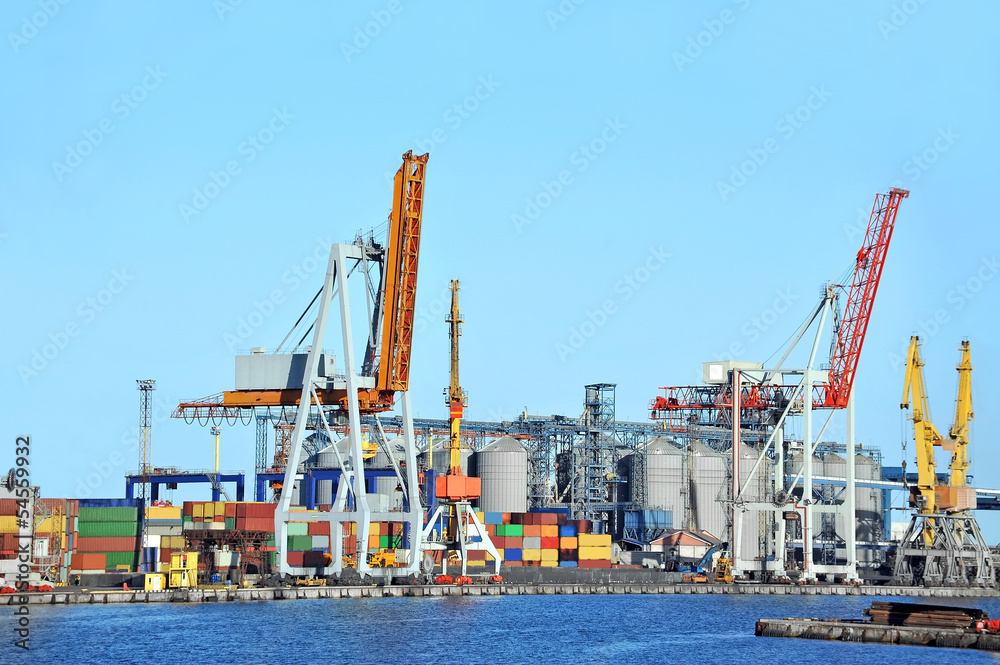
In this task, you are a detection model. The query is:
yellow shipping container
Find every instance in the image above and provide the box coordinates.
[147,506,182,521]
[216,501,226,516]
[0,516,20,533]
[475,512,485,523]
[540,525,559,538]
[35,516,64,533]
[193,503,205,520]
[578,533,611,547]
[578,546,612,561]
[487,551,504,562]
[560,537,578,549]
[541,560,559,567]
[521,548,541,561]
[205,503,216,519]
[369,522,381,536]
[540,549,558,561]
[466,559,485,568]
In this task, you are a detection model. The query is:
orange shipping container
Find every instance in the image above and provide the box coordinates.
[560,537,578,549]
[522,525,541,538]
[540,525,559,538]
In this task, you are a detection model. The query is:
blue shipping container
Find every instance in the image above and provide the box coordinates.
[79,498,142,508]
[559,561,578,567]
[504,548,522,562]
[484,512,503,525]
[559,525,577,537]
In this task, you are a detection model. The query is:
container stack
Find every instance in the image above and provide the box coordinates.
[145,505,183,573]
[74,500,140,573]
[477,511,612,568]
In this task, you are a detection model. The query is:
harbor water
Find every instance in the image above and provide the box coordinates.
[10,594,1000,663]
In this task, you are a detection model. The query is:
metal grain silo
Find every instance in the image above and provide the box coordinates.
[471,436,527,513]
[374,437,407,512]
[692,442,726,541]
[736,443,763,567]
[855,453,883,548]
[644,437,684,516]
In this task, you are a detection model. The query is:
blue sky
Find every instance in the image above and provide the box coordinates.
[2,2,998,533]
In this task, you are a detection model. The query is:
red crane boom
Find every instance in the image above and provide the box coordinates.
[824,187,908,408]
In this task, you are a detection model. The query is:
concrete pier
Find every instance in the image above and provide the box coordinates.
[1,582,998,605]
[756,618,1000,651]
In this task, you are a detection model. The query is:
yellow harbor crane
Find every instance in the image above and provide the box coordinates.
[945,341,973,490]
[900,336,945,534]
[894,336,988,586]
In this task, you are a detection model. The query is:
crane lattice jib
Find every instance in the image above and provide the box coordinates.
[375,151,428,396]
[825,187,908,408]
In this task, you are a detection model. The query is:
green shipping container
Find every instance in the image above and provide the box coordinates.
[104,552,135,569]
[78,507,138,523]
[498,524,522,537]
[77,521,138,538]
[267,538,275,548]
[287,535,312,551]
[287,522,309,537]
[379,535,389,549]
[225,517,235,530]
[390,535,402,548]
[182,515,193,524]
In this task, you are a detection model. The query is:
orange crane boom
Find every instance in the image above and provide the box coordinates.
[172,151,429,420]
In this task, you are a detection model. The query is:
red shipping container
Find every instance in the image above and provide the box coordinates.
[342,522,354,536]
[522,525,541,538]
[236,517,247,531]
[573,520,591,534]
[0,534,18,551]
[224,503,237,519]
[538,512,558,525]
[308,522,330,536]
[467,550,486,561]
[76,537,137,552]
[214,515,224,523]
[503,537,522,549]
[578,559,611,569]
[504,560,522,567]
[247,503,276,518]
[491,536,505,549]
[0,499,18,515]
[540,537,559,550]
[183,501,194,517]
[73,553,105,570]
[510,513,523,525]
[160,548,172,563]
[286,551,304,566]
